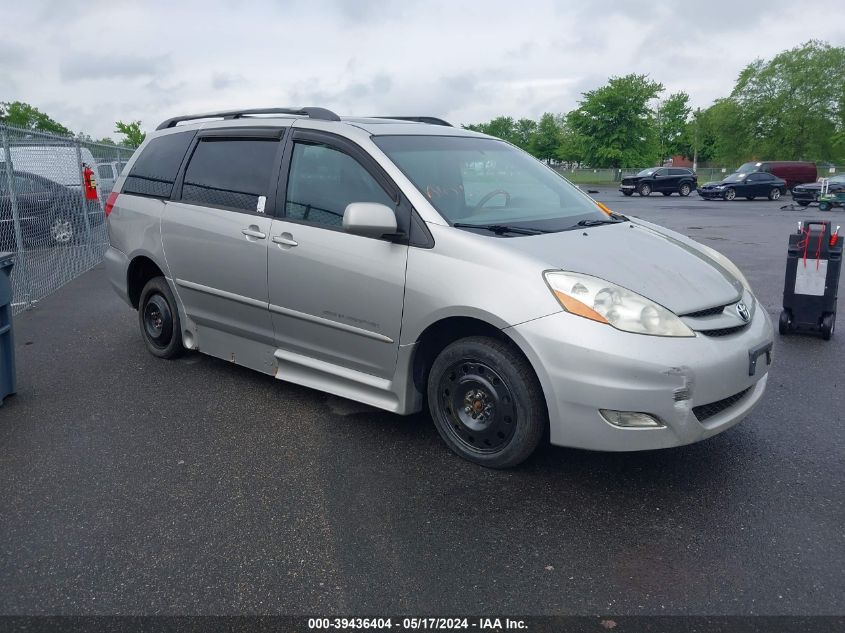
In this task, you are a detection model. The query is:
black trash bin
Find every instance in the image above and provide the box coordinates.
[779,221,841,340]
[0,252,15,405]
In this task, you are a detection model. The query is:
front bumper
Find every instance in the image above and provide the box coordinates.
[791,190,817,202]
[697,188,723,198]
[507,305,773,451]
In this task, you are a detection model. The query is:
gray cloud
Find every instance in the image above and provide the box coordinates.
[0,42,25,64]
[211,72,246,90]
[60,54,170,82]
[1,0,842,138]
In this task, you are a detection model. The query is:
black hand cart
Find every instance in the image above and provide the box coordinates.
[779,221,841,340]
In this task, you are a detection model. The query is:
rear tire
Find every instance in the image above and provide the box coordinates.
[768,188,781,201]
[679,183,692,197]
[819,201,831,211]
[138,277,185,359]
[638,183,651,196]
[821,313,835,340]
[779,310,792,335]
[427,336,546,469]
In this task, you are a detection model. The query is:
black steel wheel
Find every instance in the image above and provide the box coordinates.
[427,336,546,468]
[779,310,792,335]
[138,276,184,359]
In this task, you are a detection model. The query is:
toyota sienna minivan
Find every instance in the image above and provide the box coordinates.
[104,107,774,468]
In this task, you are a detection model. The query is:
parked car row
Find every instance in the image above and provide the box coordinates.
[619,161,835,204]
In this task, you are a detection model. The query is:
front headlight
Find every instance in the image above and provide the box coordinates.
[695,243,753,293]
[544,271,694,337]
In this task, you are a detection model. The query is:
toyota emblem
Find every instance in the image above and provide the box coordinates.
[736,302,750,322]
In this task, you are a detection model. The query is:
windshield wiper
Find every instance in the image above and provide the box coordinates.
[575,217,623,227]
[452,223,551,235]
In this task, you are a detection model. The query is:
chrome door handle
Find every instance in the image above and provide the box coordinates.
[272,234,298,247]
[242,227,267,239]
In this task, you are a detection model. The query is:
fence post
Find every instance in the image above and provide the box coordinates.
[1,127,33,309]
[73,140,95,260]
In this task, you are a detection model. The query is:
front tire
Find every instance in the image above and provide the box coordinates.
[638,183,651,196]
[768,188,781,201]
[679,183,692,197]
[427,336,546,469]
[723,188,736,201]
[138,277,185,359]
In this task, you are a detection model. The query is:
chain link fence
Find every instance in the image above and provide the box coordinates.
[0,123,135,315]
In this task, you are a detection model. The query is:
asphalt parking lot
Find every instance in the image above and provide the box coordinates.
[0,188,842,616]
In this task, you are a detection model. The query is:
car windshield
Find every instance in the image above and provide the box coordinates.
[373,135,613,231]
[829,174,845,184]
[636,168,658,177]
[723,172,747,183]
[736,162,762,175]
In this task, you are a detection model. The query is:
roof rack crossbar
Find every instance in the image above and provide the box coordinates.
[156,107,341,130]
[371,116,453,127]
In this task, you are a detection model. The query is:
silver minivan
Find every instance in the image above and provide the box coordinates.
[104,107,773,468]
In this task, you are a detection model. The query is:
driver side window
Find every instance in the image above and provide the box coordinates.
[285,142,394,228]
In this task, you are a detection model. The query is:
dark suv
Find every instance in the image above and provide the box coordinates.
[619,167,697,197]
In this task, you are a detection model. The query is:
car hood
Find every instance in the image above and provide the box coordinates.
[506,220,743,314]
[701,180,729,187]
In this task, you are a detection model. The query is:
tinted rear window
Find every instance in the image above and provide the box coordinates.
[122,131,195,199]
[181,138,279,212]
[669,168,690,175]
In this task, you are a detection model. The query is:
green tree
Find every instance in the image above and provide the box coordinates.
[567,74,664,167]
[115,120,146,148]
[656,92,691,159]
[0,101,72,135]
[512,118,537,150]
[530,113,562,163]
[730,40,845,162]
[556,118,586,165]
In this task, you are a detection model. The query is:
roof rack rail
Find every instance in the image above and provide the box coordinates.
[373,116,453,127]
[155,107,341,130]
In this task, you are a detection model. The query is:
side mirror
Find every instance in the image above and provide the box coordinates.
[342,202,398,238]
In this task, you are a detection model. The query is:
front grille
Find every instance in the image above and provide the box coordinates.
[684,305,727,318]
[699,324,750,337]
[693,387,752,422]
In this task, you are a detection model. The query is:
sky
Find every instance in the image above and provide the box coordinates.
[1,0,844,140]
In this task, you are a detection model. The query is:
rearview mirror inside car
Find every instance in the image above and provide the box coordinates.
[343,202,398,238]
